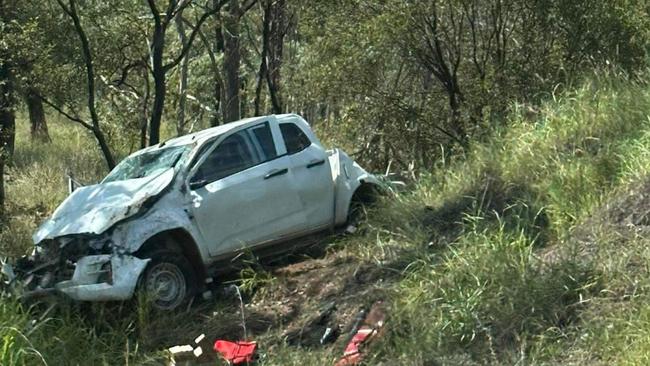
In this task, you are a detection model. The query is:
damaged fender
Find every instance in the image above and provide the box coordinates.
[55,255,150,301]
[330,149,382,225]
[109,190,207,257]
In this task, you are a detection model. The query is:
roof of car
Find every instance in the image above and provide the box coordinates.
[151,114,303,149]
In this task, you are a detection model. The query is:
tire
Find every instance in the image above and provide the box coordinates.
[346,199,368,232]
[140,251,197,311]
[346,184,379,229]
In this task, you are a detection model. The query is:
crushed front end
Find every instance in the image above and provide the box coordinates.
[11,235,149,302]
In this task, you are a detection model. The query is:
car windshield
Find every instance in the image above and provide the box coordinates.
[103,145,190,183]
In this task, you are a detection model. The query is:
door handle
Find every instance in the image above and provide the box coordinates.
[264,168,288,180]
[306,159,326,169]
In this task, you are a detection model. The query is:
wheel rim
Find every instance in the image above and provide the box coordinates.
[144,263,187,310]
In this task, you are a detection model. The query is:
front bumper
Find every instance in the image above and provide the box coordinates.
[53,255,150,301]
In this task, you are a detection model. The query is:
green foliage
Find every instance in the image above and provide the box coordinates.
[238,265,277,297]
[386,226,594,363]
[6,0,649,171]
[0,300,47,366]
[337,70,650,363]
[291,0,650,171]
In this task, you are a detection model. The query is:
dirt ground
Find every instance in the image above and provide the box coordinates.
[249,254,392,346]
[138,248,397,364]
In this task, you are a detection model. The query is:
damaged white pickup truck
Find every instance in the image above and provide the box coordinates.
[13,114,380,310]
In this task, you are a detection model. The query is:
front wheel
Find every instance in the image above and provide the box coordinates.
[140,251,196,311]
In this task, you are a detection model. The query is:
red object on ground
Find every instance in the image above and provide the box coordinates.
[213,340,257,364]
[335,301,387,366]
[334,327,377,366]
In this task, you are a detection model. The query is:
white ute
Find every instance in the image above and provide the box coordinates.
[22,114,380,309]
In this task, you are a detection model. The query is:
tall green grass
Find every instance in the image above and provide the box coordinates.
[343,71,650,364]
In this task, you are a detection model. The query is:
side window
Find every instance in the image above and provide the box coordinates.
[188,139,217,172]
[193,131,257,183]
[248,123,277,161]
[280,123,312,155]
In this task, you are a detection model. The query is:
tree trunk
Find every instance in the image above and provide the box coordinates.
[140,119,148,148]
[0,0,15,170]
[447,74,468,147]
[0,158,4,215]
[212,2,224,126]
[267,0,286,114]
[25,87,50,142]
[222,0,241,123]
[254,0,271,116]
[212,78,222,127]
[0,54,14,213]
[140,67,150,148]
[175,13,189,136]
[0,85,15,159]
[207,8,223,126]
[92,127,114,169]
[147,0,223,142]
[57,0,115,169]
[148,17,166,146]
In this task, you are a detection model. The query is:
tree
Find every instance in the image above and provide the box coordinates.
[49,0,116,170]
[253,0,271,116]
[146,0,227,146]
[221,0,257,123]
[221,0,242,123]
[24,87,50,142]
[175,12,190,135]
[0,0,16,213]
[0,58,12,212]
[254,0,287,115]
[180,10,224,127]
[266,0,287,113]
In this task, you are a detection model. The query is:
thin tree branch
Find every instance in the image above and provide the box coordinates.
[39,96,93,130]
[240,0,258,17]
[163,0,228,71]
[167,0,193,23]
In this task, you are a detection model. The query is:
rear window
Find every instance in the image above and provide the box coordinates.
[280,123,311,155]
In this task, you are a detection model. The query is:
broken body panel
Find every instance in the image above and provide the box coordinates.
[17,114,380,303]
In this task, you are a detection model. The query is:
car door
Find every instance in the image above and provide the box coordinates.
[279,122,335,229]
[188,122,305,257]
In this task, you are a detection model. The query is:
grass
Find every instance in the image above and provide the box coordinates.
[340,70,650,364]
[2,70,650,364]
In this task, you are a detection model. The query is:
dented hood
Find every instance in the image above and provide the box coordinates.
[33,168,176,244]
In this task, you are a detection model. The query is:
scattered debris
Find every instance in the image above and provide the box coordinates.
[214,340,257,365]
[283,301,338,347]
[335,301,386,366]
[320,326,340,345]
[167,344,194,365]
[166,333,221,365]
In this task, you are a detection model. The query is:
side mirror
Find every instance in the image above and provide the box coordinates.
[189,179,208,190]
